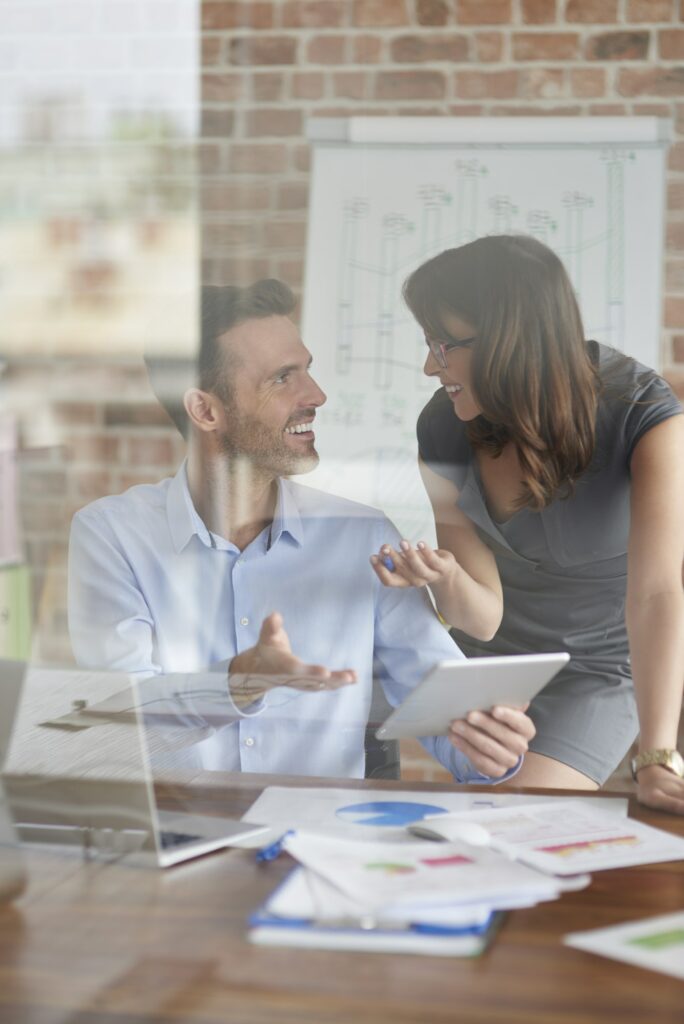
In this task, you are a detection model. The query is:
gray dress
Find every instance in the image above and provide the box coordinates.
[417,342,683,783]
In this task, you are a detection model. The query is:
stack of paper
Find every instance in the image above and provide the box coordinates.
[248,831,573,956]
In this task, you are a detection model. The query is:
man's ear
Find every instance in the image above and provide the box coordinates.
[183,388,224,433]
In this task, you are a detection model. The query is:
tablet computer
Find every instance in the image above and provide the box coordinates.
[376,652,570,741]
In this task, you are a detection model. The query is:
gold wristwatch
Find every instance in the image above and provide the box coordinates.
[630,748,684,781]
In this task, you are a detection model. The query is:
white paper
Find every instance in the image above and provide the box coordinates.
[239,786,628,847]
[564,912,684,980]
[435,801,684,876]
[282,832,562,915]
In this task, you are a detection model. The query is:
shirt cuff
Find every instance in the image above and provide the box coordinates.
[460,754,523,785]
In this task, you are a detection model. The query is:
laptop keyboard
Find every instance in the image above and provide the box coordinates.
[159,830,202,850]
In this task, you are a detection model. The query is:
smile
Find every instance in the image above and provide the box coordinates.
[444,385,463,395]
[284,421,314,435]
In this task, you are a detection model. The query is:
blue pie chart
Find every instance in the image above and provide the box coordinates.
[335,801,448,828]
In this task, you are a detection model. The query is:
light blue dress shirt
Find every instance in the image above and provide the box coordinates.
[68,464,514,782]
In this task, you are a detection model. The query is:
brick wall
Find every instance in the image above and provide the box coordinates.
[9,0,684,784]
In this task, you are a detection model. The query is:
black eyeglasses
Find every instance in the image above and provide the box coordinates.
[425,334,477,369]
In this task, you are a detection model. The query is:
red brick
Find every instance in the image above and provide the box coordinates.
[263,221,307,247]
[374,70,446,100]
[454,69,519,99]
[391,33,469,62]
[352,0,410,26]
[619,67,684,96]
[587,102,626,113]
[229,143,289,173]
[202,222,261,248]
[570,67,606,97]
[307,34,347,63]
[67,435,121,463]
[126,438,175,468]
[353,34,383,62]
[660,28,684,58]
[277,182,309,209]
[667,221,684,250]
[633,102,671,116]
[521,0,556,23]
[672,333,684,360]
[292,144,311,172]
[229,36,297,66]
[668,181,684,208]
[201,2,274,29]
[474,32,504,61]
[103,404,174,428]
[489,103,582,114]
[205,257,271,285]
[74,470,115,502]
[456,0,512,23]
[252,72,285,101]
[200,182,271,212]
[291,71,325,98]
[627,0,673,20]
[448,103,485,115]
[512,32,580,60]
[333,71,369,99]
[52,402,101,426]
[666,261,684,290]
[282,1,345,27]
[201,37,222,67]
[202,73,244,103]
[586,31,650,60]
[276,258,305,285]
[200,109,235,138]
[198,142,223,175]
[417,0,449,25]
[245,108,303,136]
[565,0,618,21]
[520,67,565,98]
[665,296,684,327]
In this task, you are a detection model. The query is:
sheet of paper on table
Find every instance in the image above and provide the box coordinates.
[238,786,628,847]
[418,800,684,876]
[564,911,684,980]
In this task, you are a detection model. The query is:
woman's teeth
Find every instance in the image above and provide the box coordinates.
[444,385,463,394]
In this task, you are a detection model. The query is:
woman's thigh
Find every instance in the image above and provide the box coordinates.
[505,751,598,790]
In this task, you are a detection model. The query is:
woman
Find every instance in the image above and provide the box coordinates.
[370,235,684,814]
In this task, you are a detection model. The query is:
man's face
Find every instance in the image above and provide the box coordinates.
[214,315,327,477]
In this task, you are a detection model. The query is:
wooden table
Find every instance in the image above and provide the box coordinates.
[0,776,682,1024]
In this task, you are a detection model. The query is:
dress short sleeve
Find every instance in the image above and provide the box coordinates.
[619,365,682,463]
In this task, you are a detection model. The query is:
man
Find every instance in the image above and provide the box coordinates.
[68,280,534,780]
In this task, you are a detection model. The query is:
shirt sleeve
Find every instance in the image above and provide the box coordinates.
[370,517,521,785]
[621,369,683,464]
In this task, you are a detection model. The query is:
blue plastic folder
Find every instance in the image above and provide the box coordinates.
[248,868,501,956]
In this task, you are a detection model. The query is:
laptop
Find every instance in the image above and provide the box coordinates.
[376,652,570,741]
[0,660,27,900]
[3,663,269,867]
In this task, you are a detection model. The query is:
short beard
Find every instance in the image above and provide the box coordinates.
[218,405,319,478]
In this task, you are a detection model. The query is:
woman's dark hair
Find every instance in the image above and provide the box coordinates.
[146,278,296,438]
[404,235,601,510]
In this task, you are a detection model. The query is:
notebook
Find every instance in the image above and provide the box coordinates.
[3,663,268,867]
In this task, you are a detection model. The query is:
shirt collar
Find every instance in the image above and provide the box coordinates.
[166,462,304,553]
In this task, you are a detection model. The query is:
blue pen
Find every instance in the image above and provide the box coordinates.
[255,830,294,863]
[381,555,395,572]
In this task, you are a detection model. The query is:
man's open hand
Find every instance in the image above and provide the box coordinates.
[228,612,357,709]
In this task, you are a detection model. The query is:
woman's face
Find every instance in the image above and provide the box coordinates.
[422,310,482,421]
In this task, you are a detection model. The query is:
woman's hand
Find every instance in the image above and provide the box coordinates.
[636,764,684,816]
[448,704,536,779]
[370,539,459,590]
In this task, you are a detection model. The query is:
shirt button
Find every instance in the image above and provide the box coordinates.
[240,616,249,625]
[244,737,255,747]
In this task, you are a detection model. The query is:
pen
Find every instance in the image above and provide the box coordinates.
[255,830,294,863]
[381,555,395,572]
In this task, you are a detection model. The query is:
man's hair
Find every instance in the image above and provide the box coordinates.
[146,279,297,438]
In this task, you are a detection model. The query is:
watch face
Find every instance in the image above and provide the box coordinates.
[632,750,684,780]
